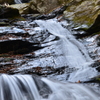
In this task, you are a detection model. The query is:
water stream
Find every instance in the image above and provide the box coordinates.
[34,19,98,82]
[14,0,22,4]
[14,0,30,4]
[0,74,100,100]
[0,10,99,99]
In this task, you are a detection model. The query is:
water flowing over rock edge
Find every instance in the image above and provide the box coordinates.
[0,74,100,100]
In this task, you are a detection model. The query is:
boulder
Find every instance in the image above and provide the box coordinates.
[10,0,67,14]
[96,35,100,46]
[0,5,20,18]
[63,0,100,32]
[9,3,39,14]
[86,15,100,34]
[0,25,43,54]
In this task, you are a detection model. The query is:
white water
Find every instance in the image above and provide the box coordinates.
[0,74,99,100]
[35,19,92,68]
[0,18,99,100]
[14,0,22,4]
[34,19,98,82]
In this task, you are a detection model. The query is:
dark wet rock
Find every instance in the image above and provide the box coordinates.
[91,61,100,68]
[86,15,100,34]
[0,0,14,4]
[0,21,9,26]
[0,40,42,54]
[32,5,68,20]
[0,62,13,67]
[9,66,66,75]
[0,5,20,18]
[96,35,100,46]
[96,66,100,72]
[32,76,52,98]
[21,14,40,20]
[0,19,15,26]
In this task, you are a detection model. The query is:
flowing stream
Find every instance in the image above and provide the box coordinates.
[0,74,100,100]
[14,0,30,3]
[0,15,99,99]
[14,0,22,4]
[34,19,98,82]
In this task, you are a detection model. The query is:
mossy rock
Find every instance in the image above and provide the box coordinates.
[0,5,20,18]
[86,15,100,34]
[63,0,100,31]
[10,0,67,14]
[0,5,25,21]
[10,3,39,14]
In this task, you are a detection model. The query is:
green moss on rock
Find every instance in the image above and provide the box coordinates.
[64,0,100,31]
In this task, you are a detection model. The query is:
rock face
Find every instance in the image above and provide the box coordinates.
[10,0,67,14]
[86,15,100,34]
[63,0,100,32]
[8,0,100,35]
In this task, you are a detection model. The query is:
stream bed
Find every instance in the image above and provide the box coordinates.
[0,7,100,99]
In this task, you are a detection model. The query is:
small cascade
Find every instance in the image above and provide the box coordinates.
[34,19,98,81]
[0,74,99,100]
[35,19,92,68]
[14,0,30,4]
[14,0,22,4]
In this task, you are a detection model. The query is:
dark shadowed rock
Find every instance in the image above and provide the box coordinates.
[0,0,14,4]
[0,5,20,18]
[0,40,42,54]
[86,15,100,34]
[96,35,100,46]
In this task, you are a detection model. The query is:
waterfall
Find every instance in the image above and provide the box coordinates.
[14,0,22,4]
[34,19,98,82]
[14,0,30,4]
[35,19,92,68]
[0,74,99,100]
[0,15,99,100]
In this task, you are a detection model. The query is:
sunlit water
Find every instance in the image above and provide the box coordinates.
[0,74,100,100]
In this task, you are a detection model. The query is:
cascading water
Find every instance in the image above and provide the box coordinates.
[35,19,92,67]
[34,19,98,82]
[14,0,22,4]
[0,16,99,99]
[0,74,100,100]
[14,0,30,4]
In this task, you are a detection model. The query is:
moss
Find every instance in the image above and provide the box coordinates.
[64,0,100,30]
[96,78,100,81]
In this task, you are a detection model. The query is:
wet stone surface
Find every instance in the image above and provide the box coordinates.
[0,13,100,83]
[0,18,70,80]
